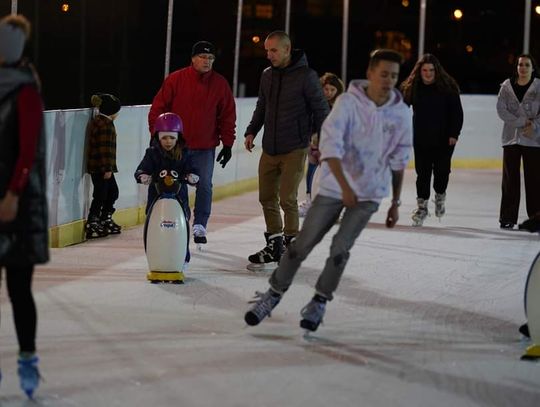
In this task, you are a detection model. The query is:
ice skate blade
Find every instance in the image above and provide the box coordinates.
[246,262,278,272]
[147,271,184,284]
[196,243,206,252]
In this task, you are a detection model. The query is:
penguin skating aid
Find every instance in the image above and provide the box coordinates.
[144,169,189,283]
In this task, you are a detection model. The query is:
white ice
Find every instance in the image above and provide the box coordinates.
[0,169,539,407]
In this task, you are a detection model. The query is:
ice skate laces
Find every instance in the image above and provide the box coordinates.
[252,241,276,262]
[192,224,207,237]
[248,290,280,320]
[301,300,326,325]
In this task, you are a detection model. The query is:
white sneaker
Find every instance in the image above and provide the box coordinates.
[298,199,311,217]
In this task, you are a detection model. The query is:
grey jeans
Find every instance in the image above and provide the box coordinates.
[269,195,379,300]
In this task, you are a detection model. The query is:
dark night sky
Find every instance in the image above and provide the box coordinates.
[0,0,535,109]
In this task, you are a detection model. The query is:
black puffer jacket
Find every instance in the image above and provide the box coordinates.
[245,50,329,155]
[0,83,48,267]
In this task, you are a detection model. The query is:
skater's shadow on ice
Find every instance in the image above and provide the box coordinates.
[190,249,256,274]
[336,276,520,342]
[250,332,540,407]
[300,337,540,406]
[0,395,58,407]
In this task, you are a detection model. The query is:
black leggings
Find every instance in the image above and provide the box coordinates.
[1,265,36,353]
[500,145,540,224]
[414,144,455,200]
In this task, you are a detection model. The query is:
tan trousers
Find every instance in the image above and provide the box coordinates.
[258,148,307,236]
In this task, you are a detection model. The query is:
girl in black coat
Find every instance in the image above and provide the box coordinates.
[401,54,464,226]
[0,14,47,398]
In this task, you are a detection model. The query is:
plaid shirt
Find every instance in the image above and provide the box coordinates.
[86,114,118,173]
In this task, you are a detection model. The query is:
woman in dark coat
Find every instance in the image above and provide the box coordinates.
[400,54,464,226]
[0,14,48,398]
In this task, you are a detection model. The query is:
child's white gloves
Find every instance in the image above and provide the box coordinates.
[139,174,152,185]
[186,173,199,185]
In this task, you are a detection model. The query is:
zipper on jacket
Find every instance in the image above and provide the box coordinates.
[273,71,283,154]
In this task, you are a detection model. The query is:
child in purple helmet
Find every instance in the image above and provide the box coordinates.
[134,112,199,272]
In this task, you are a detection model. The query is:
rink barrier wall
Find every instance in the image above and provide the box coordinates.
[44,95,502,247]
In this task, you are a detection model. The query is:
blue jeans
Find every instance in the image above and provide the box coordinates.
[187,149,216,228]
[269,195,379,300]
[305,162,317,195]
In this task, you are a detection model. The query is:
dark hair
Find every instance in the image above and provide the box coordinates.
[400,53,460,105]
[368,49,403,69]
[153,134,184,161]
[320,72,345,105]
[511,53,539,82]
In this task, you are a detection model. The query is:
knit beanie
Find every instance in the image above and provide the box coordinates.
[0,21,26,64]
[91,93,121,116]
[191,41,215,57]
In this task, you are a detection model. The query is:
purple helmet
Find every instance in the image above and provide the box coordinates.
[154,112,183,134]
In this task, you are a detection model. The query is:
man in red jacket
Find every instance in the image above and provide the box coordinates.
[148,41,236,247]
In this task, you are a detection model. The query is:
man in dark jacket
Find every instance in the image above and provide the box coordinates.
[244,31,329,270]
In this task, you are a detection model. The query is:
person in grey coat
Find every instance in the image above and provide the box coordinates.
[496,54,540,229]
[244,31,329,271]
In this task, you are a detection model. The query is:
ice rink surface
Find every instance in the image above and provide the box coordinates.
[1,169,539,407]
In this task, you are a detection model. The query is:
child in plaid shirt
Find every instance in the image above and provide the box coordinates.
[85,93,122,239]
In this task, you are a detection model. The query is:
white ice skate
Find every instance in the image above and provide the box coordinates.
[433,193,446,221]
[412,198,429,227]
[298,195,311,218]
[193,224,207,251]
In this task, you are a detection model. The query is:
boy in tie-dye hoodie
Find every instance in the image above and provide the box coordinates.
[244,49,413,332]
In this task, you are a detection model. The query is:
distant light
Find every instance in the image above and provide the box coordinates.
[453,9,463,20]
[401,0,410,7]
[536,5,540,15]
[252,36,260,44]
[61,3,70,12]
[465,45,473,53]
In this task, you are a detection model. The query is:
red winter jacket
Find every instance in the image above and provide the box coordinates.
[148,66,236,149]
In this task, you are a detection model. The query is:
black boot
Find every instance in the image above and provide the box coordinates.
[247,232,284,271]
[86,215,109,239]
[101,210,121,235]
[283,234,296,248]
[519,323,530,338]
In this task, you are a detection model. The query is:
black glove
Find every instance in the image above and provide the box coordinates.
[216,146,232,168]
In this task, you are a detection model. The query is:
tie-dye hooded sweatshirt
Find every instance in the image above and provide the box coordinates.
[316,79,413,203]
